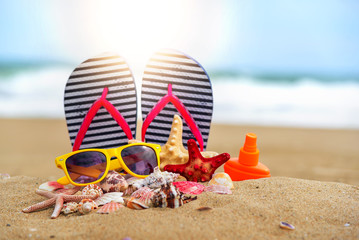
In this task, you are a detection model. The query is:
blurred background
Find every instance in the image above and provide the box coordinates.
[1,0,359,128]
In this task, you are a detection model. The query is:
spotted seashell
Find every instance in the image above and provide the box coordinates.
[77,199,98,214]
[97,202,124,214]
[95,192,124,206]
[208,172,234,189]
[204,184,232,194]
[61,202,78,215]
[173,181,205,195]
[130,167,179,190]
[82,184,103,198]
[97,171,128,193]
[152,183,183,208]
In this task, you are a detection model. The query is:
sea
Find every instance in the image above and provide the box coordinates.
[1,63,359,129]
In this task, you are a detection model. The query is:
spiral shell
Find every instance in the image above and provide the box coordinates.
[152,183,183,208]
[97,202,124,214]
[82,184,103,198]
[77,199,98,214]
[61,202,78,215]
[97,171,128,193]
[127,167,179,192]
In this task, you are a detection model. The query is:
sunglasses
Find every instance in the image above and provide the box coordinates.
[55,143,161,186]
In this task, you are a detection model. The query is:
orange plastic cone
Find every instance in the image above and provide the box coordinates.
[224,133,270,181]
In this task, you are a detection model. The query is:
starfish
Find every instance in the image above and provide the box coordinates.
[164,139,231,182]
[159,115,218,170]
[22,187,97,219]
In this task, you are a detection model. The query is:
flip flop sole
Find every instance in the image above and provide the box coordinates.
[141,49,213,150]
[64,52,137,149]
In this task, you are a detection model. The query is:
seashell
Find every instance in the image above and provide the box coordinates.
[279,221,295,230]
[173,181,205,195]
[204,184,232,194]
[97,171,128,193]
[208,172,234,189]
[39,181,65,192]
[95,192,124,206]
[61,202,78,215]
[77,199,98,214]
[129,167,179,190]
[82,184,103,198]
[0,173,10,180]
[152,183,183,208]
[127,198,150,210]
[130,187,156,207]
[97,202,124,214]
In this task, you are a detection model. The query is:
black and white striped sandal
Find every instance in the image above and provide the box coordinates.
[64,52,137,150]
[141,49,213,151]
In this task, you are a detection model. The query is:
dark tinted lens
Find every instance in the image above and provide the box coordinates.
[121,145,158,175]
[66,151,107,184]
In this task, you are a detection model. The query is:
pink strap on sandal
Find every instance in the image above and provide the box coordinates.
[73,87,134,151]
[141,84,204,151]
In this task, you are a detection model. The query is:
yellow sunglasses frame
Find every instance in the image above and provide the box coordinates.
[55,142,161,186]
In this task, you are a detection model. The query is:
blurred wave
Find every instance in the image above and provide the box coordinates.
[1,64,359,129]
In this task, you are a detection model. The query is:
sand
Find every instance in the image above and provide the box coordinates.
[0,118,359,239]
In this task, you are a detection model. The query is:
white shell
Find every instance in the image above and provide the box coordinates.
[95,192,124,206]
[208,172,234,189]
[129,167,179,190]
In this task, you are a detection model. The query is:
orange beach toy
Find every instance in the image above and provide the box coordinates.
[224,133,270,181]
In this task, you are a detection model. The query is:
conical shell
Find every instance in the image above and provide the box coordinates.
[208,172,234,189]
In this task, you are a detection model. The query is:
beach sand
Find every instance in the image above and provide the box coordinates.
[0,118,358,239]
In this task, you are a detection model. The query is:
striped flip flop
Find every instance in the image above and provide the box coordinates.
[64,52,137,150]
[141,49,213,151]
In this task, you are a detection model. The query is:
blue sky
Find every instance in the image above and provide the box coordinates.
[0,0,359,75]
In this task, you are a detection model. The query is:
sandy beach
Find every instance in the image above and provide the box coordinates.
[0,118,359,239]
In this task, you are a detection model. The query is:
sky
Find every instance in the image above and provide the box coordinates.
[0,0,359,76]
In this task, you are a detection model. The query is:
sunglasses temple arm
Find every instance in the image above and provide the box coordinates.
[57,176,70,185]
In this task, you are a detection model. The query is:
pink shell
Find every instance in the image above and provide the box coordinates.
[39,181,65,192]
[204,184,232,194]
[127,187,155,209]
[173,181,205,195]
[97,202,124,214]
[127,198,149,210]
[96,171,128,193]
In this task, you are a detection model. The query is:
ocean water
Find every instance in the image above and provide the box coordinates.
[1,64,359,129]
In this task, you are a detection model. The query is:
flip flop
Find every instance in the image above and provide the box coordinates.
[141,49,213,151]
[64,52,137,150]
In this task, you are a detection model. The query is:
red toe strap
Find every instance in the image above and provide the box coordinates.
[73,88,133,151]
[142,84,204,151]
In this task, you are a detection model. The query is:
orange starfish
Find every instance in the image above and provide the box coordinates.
[22,187,97,219]
[164,139,231,182]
